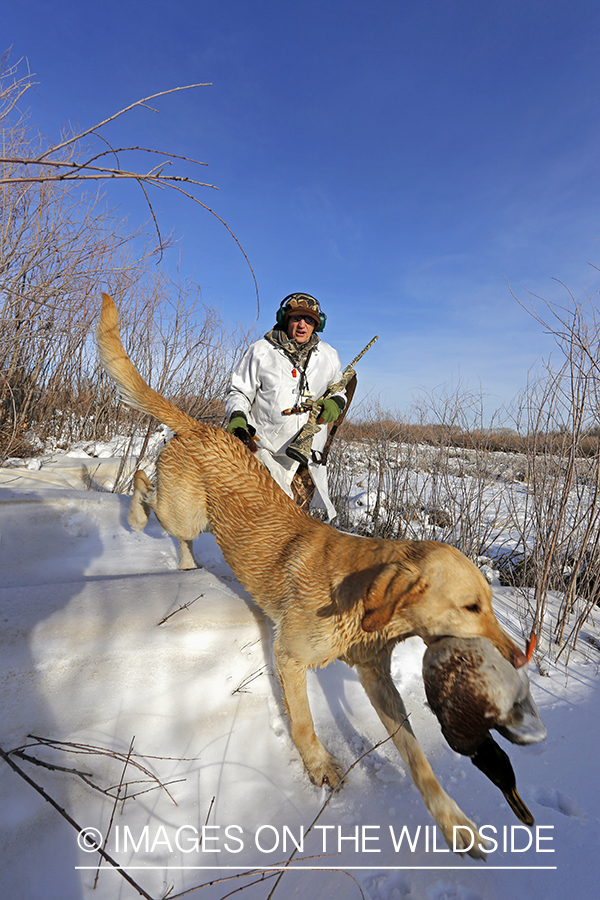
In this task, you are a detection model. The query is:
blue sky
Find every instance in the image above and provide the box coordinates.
[5,0,600,420]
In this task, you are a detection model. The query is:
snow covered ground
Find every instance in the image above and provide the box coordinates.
[1,445,599,900]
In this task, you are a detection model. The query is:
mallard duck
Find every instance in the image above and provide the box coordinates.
[422,636,546,826]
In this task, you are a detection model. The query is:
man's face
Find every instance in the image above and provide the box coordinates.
[286,313,316,344]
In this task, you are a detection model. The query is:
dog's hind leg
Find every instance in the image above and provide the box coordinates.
[127,469,202,570]
[355,649,488,859]
[128,470,200,569]
[274,641,345,788]
[128,470,154,531]
[178,539,198,570]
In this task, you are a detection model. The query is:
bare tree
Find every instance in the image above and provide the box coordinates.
[0,53,255,461]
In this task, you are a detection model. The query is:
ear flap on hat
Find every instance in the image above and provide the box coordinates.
[361,563,428,633]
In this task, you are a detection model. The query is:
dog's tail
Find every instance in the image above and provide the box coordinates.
[97,293,197,434]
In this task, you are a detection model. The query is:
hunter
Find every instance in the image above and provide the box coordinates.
[225,292,345,519]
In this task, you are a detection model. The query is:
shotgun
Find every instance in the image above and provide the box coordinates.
[285,334,378,466]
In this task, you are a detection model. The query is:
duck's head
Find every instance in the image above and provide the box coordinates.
[472,735,535,826]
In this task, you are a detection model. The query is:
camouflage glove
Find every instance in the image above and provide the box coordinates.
[317,396,344,424]
[226,413,248,435]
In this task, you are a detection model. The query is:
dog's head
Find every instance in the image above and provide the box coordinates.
[358,542,526,669]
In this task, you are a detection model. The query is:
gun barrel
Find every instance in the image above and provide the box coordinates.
[347,335,378,370]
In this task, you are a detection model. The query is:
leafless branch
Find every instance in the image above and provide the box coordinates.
[232,665,269,694]
[157,593,204,625]
[35,85,212,162]
[13,735,184,805]
[0,743,154,900]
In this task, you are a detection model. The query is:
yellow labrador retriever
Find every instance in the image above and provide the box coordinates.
[97,294,526,858]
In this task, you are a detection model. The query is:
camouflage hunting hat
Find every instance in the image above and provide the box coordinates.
[277,293,326,331]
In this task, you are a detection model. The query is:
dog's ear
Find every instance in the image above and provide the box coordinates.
[333,564,388,616]
[361,563,428,633]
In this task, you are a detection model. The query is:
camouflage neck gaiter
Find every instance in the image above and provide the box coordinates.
[264,327,320,370]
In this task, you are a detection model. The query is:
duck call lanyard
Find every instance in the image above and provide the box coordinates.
[288,346,315,414]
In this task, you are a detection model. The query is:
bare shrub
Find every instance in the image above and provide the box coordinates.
[328,389,506,562]
[0,54,254,466]
[502,287,600,661]
[327,402,432,539]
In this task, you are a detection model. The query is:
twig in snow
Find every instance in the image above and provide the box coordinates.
[94,735,136,889]
[158,594,204,626]
[0,744,154,900]
[231,665,269,694]
[13,735,185,805]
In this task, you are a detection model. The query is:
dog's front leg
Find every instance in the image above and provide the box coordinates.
[356,653,488,859]
[274,642,345,789]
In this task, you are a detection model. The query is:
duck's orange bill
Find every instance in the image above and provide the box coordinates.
[525,632,537,663]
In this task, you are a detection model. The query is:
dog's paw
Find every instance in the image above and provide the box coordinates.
[306,750,346,790]
[127,506,150,531]
[451,822,488,860]
[435,803,489,860]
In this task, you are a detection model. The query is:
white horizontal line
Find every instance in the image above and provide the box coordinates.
[76,865,558,871]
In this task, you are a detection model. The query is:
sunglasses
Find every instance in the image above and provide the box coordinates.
[288,314,315,325]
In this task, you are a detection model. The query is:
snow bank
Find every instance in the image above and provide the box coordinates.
[0,459,598,900]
